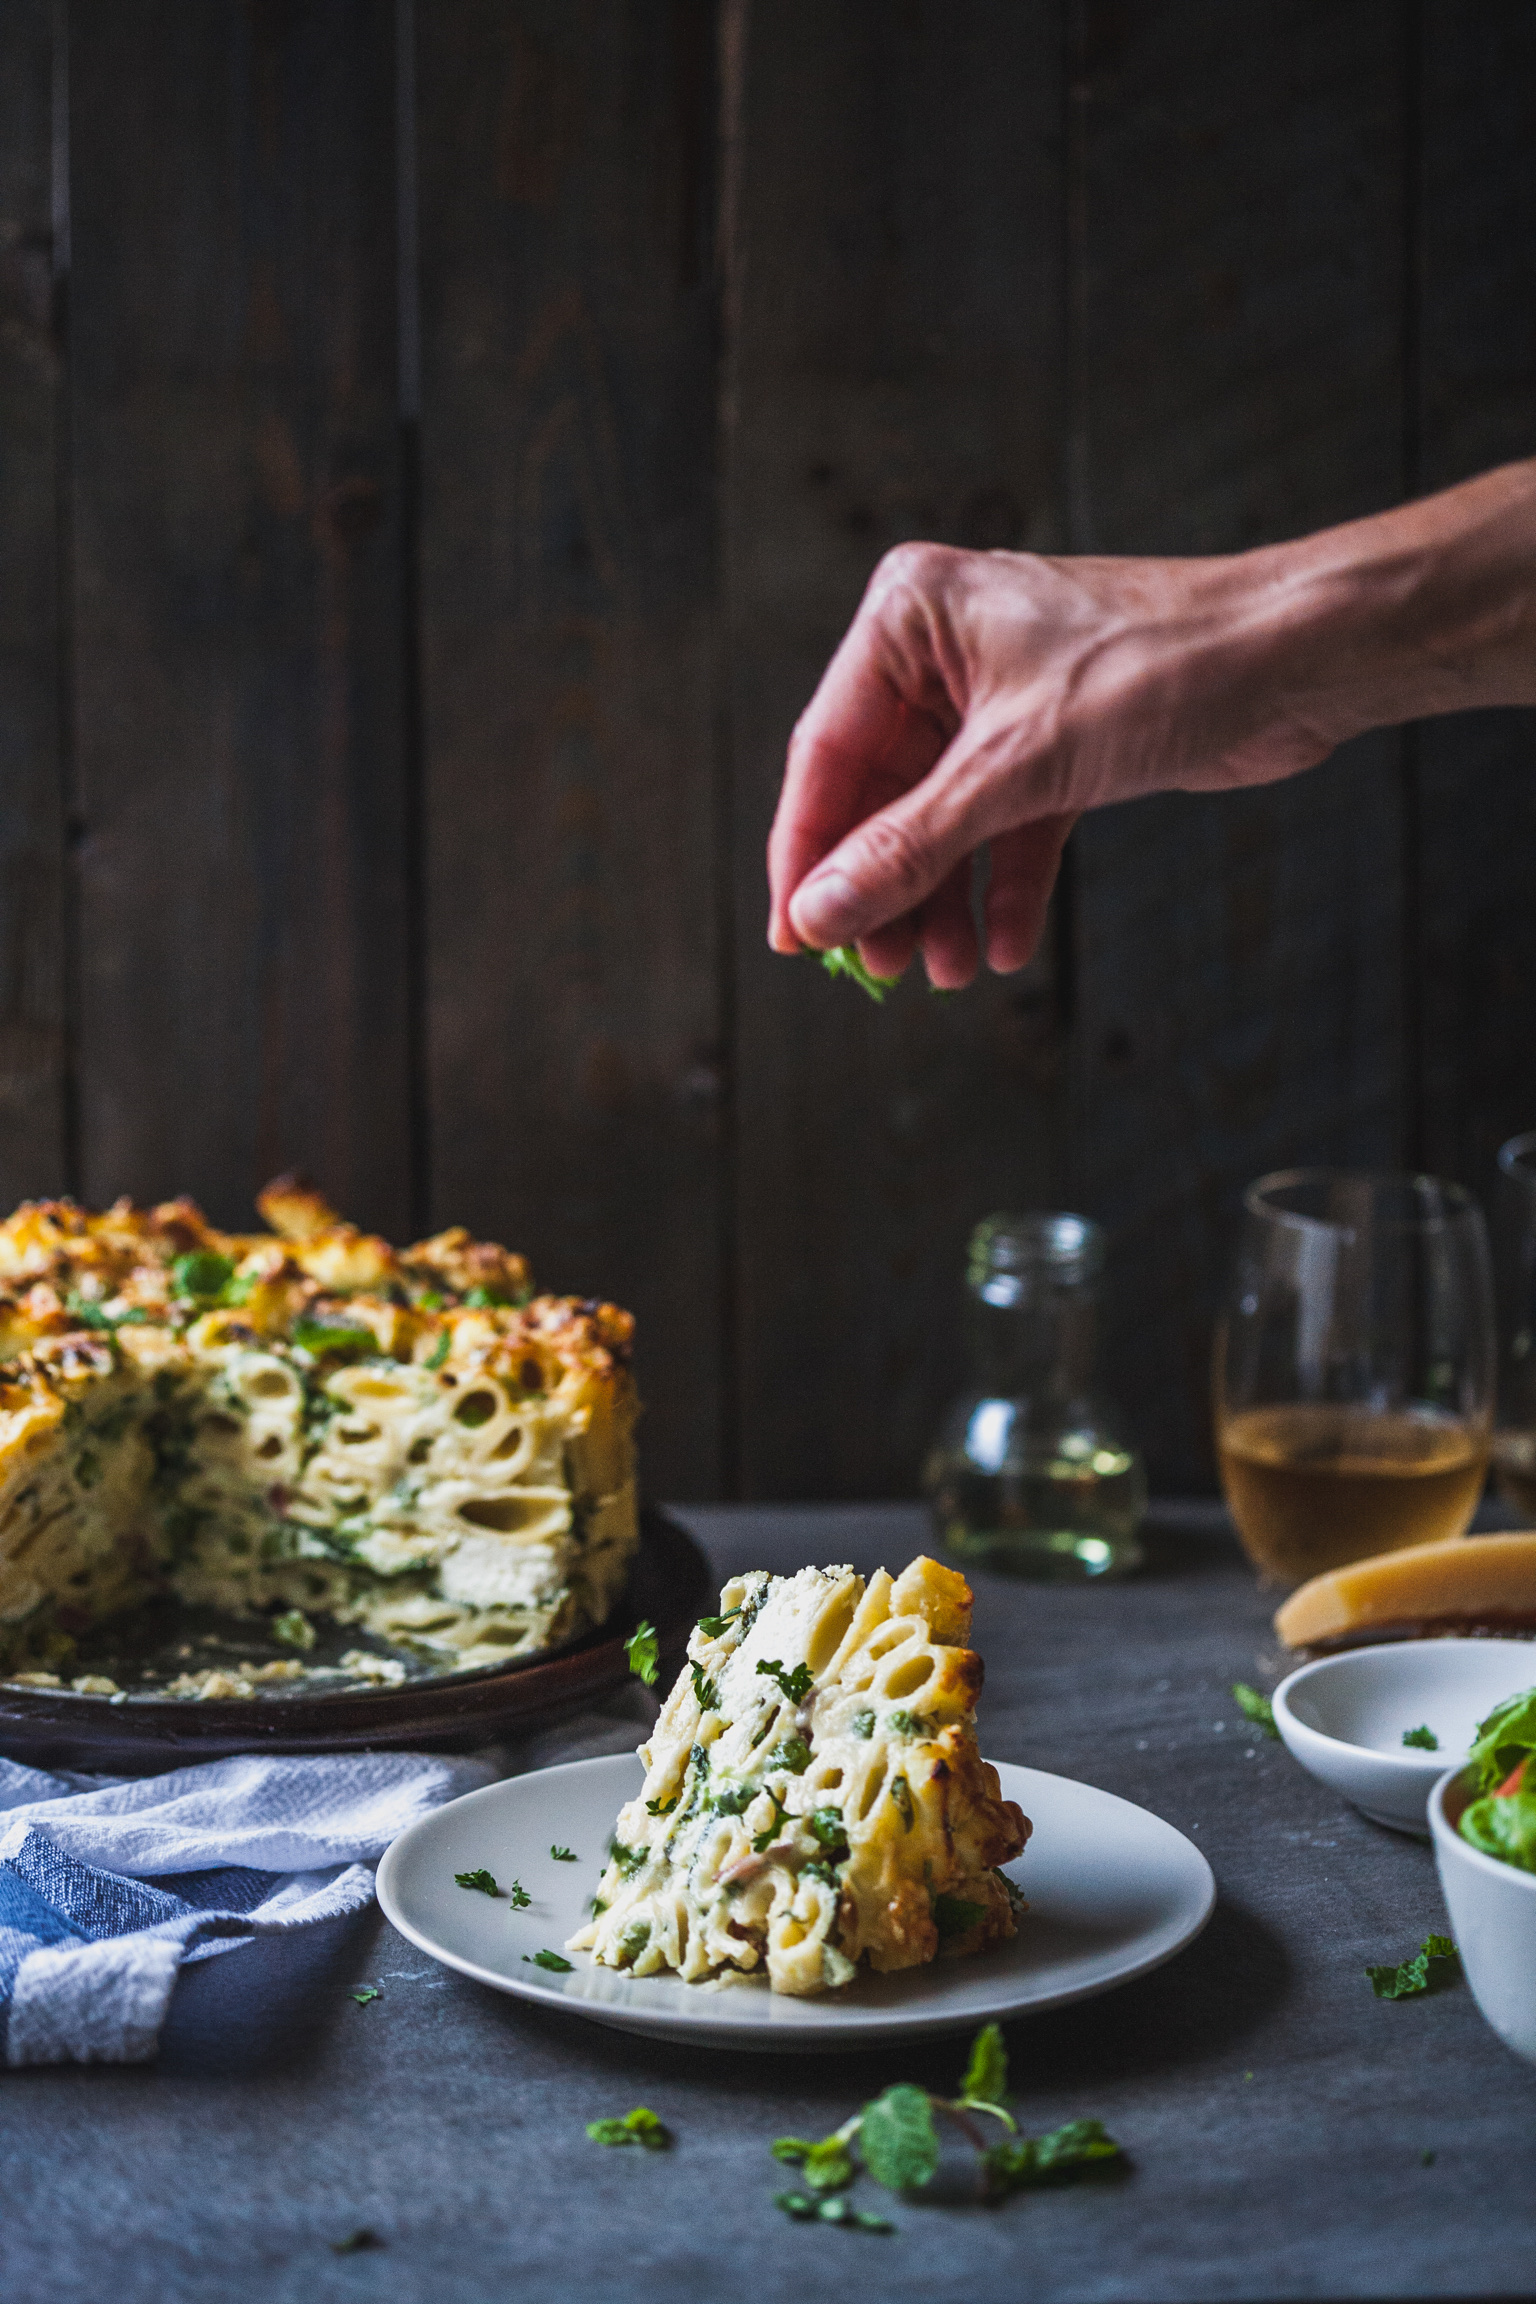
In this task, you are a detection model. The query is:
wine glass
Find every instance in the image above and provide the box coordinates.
[1491,1130,1536,1519]
[1214,1169,1494,1583]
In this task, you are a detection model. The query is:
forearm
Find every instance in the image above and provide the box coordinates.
[1240,459,1536,744]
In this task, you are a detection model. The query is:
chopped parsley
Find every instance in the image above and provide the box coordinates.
[757,1658,813,1704]
[290,1316,377,1360]
[172,1250,236,1303]
[959,2021,1008,2109]
[586,2106,671,2150]
[1402,1724,1439,1750]
[507,1880,532,1909]
[350,1986,381,2006]
[983,2119,1123,2197]
[455,1868,499,1897]
[523,1950,573,1972]
[711,1785,755,1818]
[933,1892,987,1940]
[818,946,899,1004]
[645,1795,679,1817]
[696,1605,744,1637]
[424,1329,450,1372]
[750,1786,791,1853]
[1367,1935,1460,2000]
[609,1839,646,1877]
[624,1620,659,1687]
[550,1844,578,1862]
[690,1662,720,1712]
[1232,1682,1279,1737]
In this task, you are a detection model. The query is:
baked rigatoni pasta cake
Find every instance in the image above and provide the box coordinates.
[0,1177,638,1684]
[569,1556,1028,1995]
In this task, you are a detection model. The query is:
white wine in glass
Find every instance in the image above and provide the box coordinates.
[1214,1171,1494,1584]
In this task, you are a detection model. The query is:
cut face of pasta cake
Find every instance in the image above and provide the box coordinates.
[569,1556,1029,1995]
[0,1178,638,1686]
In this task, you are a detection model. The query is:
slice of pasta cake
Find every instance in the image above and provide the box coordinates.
[569,1555,1029,1995]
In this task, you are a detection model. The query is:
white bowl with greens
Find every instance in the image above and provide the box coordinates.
[1430,1685,1536,2064]
[1272,1640,1536,1835]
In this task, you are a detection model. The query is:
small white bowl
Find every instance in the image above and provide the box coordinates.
[1431,1768,1536,2065]
[1272,1640,1536,1835]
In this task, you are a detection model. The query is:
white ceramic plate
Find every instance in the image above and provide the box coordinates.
[376,1754,1216,2049]
[1274,1639,1536,1836]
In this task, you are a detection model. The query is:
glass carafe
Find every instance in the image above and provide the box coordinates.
[923,1213,1146,1581]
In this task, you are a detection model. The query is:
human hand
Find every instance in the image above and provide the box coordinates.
[765,538,1357,988]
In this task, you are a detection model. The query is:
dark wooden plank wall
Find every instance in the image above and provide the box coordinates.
[10,1,1536,1498]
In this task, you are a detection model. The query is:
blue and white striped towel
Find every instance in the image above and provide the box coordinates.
[0,1748,492,2067]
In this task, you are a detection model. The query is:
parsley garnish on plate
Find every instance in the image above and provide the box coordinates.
[1403,1724,1439,1750]
[1367,1934,1460,1999]
[1232,1682,1279,1737]
[455,1868,499,1897]
[586,2107,671,2151]
[523,1949,573,1972]
[507,1880,531,1909]
[550,1844,578,1861]
[757,1658,813,1704]
[624,1620,659,1687]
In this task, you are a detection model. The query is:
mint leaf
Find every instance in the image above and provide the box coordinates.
[818,947,899,1004]
[586,2106,670,2150]
[771,2134,856,2192]
[455,1868,498,1896]
[523,1949,573,1972]
[1232,1682,1278,1737]
[984,2119,1123,2196]
[859,2083,940,2193]
[934,1893,987,1940]
[1367,1935,1460,1999]
[757,1658,813,1704]
[774,2192,892,2232]
[624,1620,659,1687]
[959,2022,1009,2108]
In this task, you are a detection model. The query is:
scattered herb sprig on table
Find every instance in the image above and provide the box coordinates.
[1367,1934,1460,2000]
[1232,1682,1279,1738]
[550,1845,578,1862]
[586,2107,671,2151]
[624,1621,659,1687]
[455,1868,499,1897]
[770,2022,1123,2229]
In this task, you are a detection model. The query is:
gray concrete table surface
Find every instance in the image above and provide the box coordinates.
[2,1502,1534,2304]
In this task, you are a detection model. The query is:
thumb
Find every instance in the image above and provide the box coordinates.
[785,724,1021,949]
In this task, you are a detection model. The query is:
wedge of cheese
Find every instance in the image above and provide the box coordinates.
[568,1555,1029,1996]
[1276,1533,1536,1651]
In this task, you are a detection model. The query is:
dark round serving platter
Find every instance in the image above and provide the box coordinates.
[0,1506,711,1774]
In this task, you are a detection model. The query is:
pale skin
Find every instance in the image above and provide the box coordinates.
[766,459,1536,989]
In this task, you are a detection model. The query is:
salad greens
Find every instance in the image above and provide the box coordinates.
[1458,1683,1536,1873]
[1366,1935,1460,2000]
